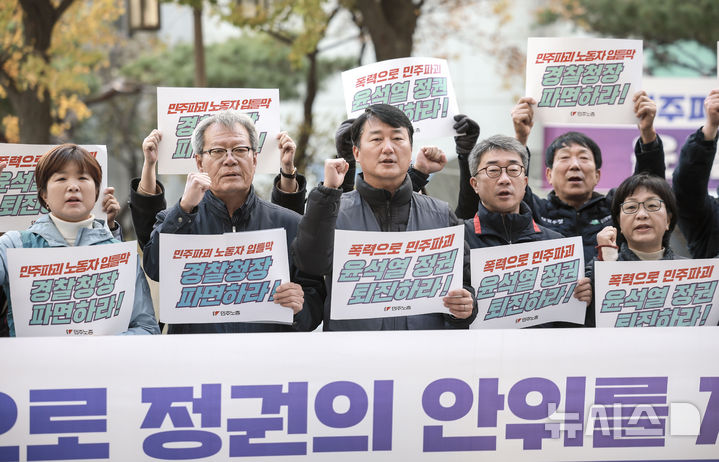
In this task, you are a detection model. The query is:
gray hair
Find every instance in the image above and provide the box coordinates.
[191,110,259,155]
[468,134,529,176]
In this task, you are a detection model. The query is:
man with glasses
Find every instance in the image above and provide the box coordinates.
[142,110,324,334]
[453,91,665,263]
[465,135,561,246]
[464,135,592,325]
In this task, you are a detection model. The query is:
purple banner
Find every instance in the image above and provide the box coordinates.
[542,126,718,191]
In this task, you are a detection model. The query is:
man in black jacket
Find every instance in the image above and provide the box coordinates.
[455,91,665,263]
[672,88,719,259]
[142,110,324,334]
[464,134,592,325]
[292,104,477,331]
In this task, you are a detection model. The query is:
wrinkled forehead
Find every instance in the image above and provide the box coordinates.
[204,122,250,145]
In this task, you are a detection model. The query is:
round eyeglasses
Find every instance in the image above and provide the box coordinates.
[475,165,524,179]
[620,198,664,214]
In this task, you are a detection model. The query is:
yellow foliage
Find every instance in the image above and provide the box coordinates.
[0,0,124,140]
[225,0,332,69]
[2,116,19,143]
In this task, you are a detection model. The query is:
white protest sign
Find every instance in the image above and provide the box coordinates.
[156,87,280,175]
[0,144,108,231]
[594,259,719,328]
[470,236,585,328]
[7,241,137,336]
[526,37,643,125]
[341,57,459,139]
[331,225,463,320]
[159,229,292,325]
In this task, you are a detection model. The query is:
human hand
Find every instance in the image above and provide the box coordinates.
[277,131,297,174]
[703,88,719,140]
[142,129,162,166]
[443,288,474,319]
[179,172,211,213]
[597,226,617,247]
[453,114,480,158]
[633,90,657,143]
[573,277,592,305]
[324,158,349,189]
[511,97,535,146]
[414,146,447,175]
[102,187,120,229]
[273,282,304,314]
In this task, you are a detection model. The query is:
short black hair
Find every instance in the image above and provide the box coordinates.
[350,104,414,148]
[545,131,602,169]
[611,172,677,248]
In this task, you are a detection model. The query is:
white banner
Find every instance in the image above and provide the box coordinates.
[156,87,281,175]
[594,259,719,328]
[158,229,292,325]
[0,328,718,460]
[0,144,108,231]
[470,236,585,328]
[526,37,643,125]
[331,226,464,320]
[7,241,137,336]
[341,57,459,139]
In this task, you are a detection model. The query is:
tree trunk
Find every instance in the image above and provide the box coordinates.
[7,86,52,144]
[352,0,418,61]
[295,50,319,172]
[9,0,75,143]
[193,6,207,87]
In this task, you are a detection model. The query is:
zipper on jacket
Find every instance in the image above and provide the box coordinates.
[501,214,512,244]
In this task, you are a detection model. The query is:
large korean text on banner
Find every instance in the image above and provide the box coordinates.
[159,229,292,324]
[526,37,642,125]
[341,57,459,139]
[594,259,719,328]
[157,87,280,174]
[331,225,464,320]
[471,236,586,328]
[0,144,108,231]
[7,241,137,336]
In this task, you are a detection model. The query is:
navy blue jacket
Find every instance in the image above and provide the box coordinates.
[143,187,324,333]
[465,201,564,249]
[456,137,666,263]
[466,201,584,328]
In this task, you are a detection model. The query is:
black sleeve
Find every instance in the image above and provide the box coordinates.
[408,166,429,193]
[454,153,479,219]
[290,185,342,276]
[633,135,666,178]
[672,127,719,258]
[289,266,326,332]
[142,201,198,282]
[271,173,308,215]
[129,178,167,249]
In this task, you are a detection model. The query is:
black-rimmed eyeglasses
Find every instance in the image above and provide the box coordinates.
[474,165,524,179]
[201,146,253,160]
[620,198,664,214]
